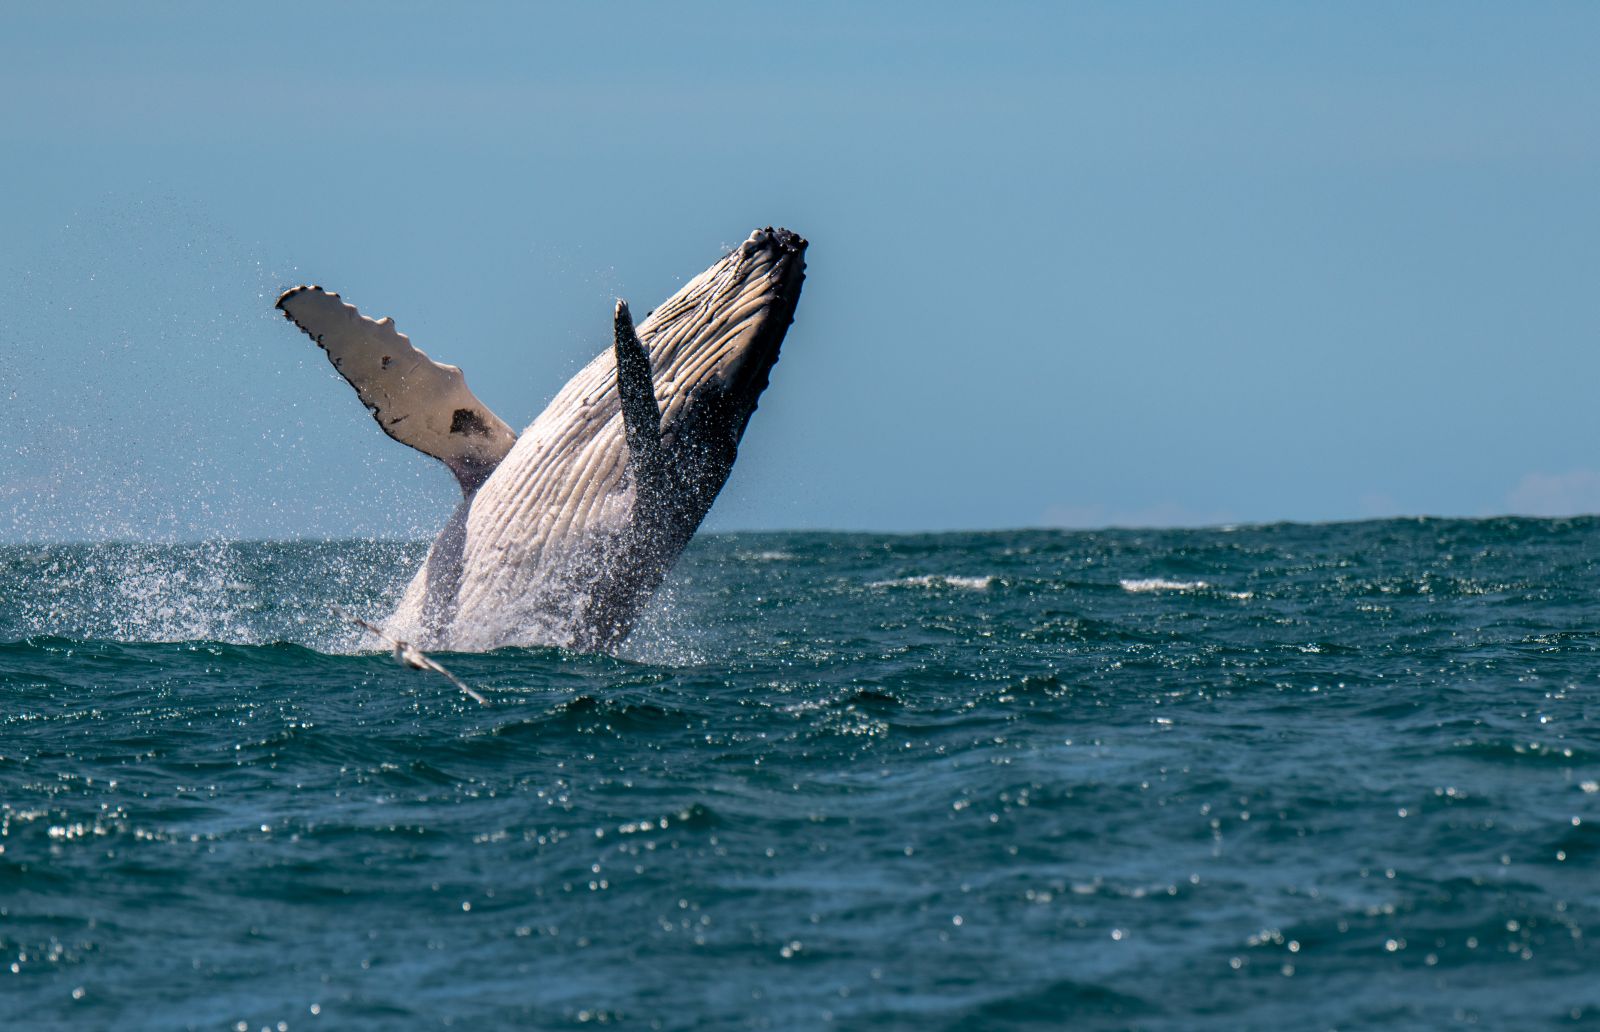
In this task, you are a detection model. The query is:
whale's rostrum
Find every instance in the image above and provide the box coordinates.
[277,227,807,652]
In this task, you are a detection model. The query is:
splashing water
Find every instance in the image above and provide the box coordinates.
[1,539,423,651]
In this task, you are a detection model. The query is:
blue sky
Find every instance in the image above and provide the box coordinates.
[2,3,1597,540]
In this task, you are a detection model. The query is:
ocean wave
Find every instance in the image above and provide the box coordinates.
[734,550,796,562]
[1120,577,1252,600]
[1119,577,1207,592]
[868,574,995,590]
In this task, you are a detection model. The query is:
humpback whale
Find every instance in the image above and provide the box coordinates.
[278,227,807,652]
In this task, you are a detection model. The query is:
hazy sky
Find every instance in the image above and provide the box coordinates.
[2,3,1597,541]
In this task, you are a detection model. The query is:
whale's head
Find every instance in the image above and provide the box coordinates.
[634,226,807,521]
[640,227,807,445]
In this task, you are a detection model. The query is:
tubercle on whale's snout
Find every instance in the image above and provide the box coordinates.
[756,225,808,251]
[746,228,806,312]
[742,226,808,276]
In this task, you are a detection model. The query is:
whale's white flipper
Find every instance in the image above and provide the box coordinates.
[276,286,518,493]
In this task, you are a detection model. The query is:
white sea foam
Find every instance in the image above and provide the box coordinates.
[1120,577,1209,593]
[1120,577,1252,600]
[870,574,995,590]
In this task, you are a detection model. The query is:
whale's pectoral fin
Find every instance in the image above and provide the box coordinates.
[612,299,665,500]
[276,286,518,494]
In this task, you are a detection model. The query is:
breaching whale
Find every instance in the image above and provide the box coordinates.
[278,227,807,652]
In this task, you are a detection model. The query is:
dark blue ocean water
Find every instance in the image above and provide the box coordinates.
[2,520,1598,1030]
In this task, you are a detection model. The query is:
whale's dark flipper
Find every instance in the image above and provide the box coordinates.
[612,299,664,503]
[276,286,518,494]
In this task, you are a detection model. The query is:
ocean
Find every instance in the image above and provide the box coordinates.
[2,519,1596,1030]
